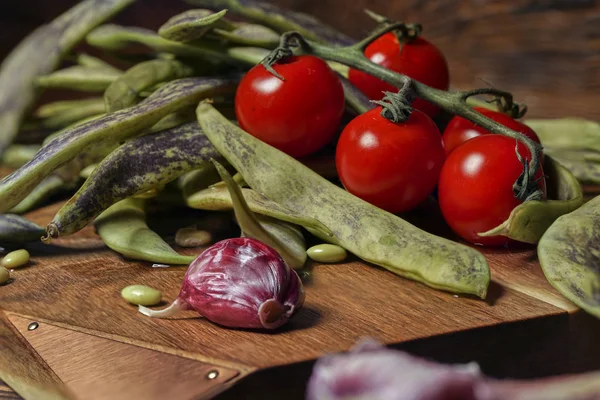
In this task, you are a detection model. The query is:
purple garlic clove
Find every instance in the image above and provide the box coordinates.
[139,237,305,330]
[307,339,481,400]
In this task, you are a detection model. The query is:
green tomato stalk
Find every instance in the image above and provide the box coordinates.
[261,22,544,203]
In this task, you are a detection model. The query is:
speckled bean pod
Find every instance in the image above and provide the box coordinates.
[47,122,223,238]
[0,77,238,213]
[196,102,490,298]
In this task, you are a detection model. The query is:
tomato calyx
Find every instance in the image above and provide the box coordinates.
[260,46,295,80]
[513,146,545,202]
[371,76,415,122]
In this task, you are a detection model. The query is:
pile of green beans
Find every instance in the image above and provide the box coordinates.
[0,0,598,311]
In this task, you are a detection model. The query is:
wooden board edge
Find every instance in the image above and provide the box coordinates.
[0,311,76,400]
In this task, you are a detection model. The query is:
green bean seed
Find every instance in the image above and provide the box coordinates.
[0,267,9,285]
[196,102,490,298]
[307,244,347,263]
[121,285,162,306]
[175,227,213,247]
[1,249,30,269]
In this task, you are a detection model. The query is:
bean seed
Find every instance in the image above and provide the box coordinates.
[175,227,213,247]
[307,244,347,263]
[1,249,30,269]
[121,284,162,306]
[0,267,10,284]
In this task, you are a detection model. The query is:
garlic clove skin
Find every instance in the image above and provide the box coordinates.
[179,237,304,329]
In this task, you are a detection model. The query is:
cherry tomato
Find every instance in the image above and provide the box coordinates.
[438,135,547,247]
[348,33,449,117]
[336,107,445,213]
[442,107,541,156]
[235,55,345,158]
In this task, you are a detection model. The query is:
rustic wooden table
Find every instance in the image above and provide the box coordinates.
[1,1,600,399]
[1,187,600,399]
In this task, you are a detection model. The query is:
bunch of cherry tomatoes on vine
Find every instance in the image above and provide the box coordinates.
[234,29,546,248]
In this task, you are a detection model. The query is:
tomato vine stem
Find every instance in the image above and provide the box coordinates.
[266,30,544,202]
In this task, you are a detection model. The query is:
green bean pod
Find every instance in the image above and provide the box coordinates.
[1,145,40,168]
[210,24,280,49]
[32,99,107,130]
[196,102,490,298]
[525,118,600,184]
[35,66,122,92]
[47,122,223,239]
[104,59,195,112]
[0,214,45,245]
[186,184,332,238]
[86,24,235,64]
[0,77,238,213]
[538,195,600,319]
[212,159,306,269]
[94,197,195,265]
[75,53,122,73]
[479,156,584,243]
[158,9,235,42]
[34,98,105,119]
[9,175,74,215]
[185,0,354,46]
[0,0,135,156]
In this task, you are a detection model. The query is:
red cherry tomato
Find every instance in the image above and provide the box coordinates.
[348,33,449,117]
[442,107,542,156]
[438,135,547,247]
[336,107,445,213]
[235,55,345,158]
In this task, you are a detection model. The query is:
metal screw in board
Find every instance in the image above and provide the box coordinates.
[206,370,219,380]
[27,322,39,331]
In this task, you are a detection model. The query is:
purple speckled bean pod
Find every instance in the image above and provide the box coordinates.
[0,77,238,214]
[47,122,222,238]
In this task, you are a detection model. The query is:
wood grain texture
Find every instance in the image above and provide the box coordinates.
[0,201,566,370]
[0,312,74,400]
[5,314,241,400]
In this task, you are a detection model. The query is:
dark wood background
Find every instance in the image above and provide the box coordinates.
[1,0,599,120]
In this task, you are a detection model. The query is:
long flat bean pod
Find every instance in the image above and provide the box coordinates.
[35,66,122,92]
[158,9,235,42]
[0,0,135,156]
[479,156,583,244]
[1,145,40,169]
[196,102,490,298]
[538,195,600,319]
[213,159,306,269]
[94,197,195,265]
[525,118,600,184]
[186,184,332,237]
[86,25,235,64]
[32,99,107,130]
[0,214,45,245]
[0,77,238,213]
[104,59,195,112]
[75,53,123,72]
[185,0,355,46]
[34,98,105,119]
[211,24,280,49]
[47,122,222,238]
[9,175,73,215]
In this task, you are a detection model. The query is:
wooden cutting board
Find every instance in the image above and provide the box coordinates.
[1,185,600,400]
